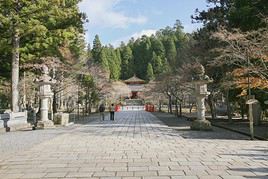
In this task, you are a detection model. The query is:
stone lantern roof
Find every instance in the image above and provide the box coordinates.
[124,75,145,84]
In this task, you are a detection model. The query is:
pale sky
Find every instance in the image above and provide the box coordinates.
[79,0,208,47]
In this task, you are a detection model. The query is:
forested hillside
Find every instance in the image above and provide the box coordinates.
[90,20,191,81]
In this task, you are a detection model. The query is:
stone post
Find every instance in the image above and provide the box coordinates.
[246,98,259,140]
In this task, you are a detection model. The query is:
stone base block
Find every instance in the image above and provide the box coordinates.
[54,113,69,126]
[0,111,30,132]
[5,120,31,132]
[191,119,212,131]
[37,120,55,129]
[0,120,5,132]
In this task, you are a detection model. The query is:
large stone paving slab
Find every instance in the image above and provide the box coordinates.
[0,111,267,179]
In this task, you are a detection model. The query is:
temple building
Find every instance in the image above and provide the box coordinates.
[124,75,145,99]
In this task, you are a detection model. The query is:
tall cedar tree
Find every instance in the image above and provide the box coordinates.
[146,63,154,81]
[107,46,121,80]
[92,35,102,63]
[99,47,109,70]
[164,38,177,70]
[151,52,163,75]
[0,0,85,112]
[120,46,134,79]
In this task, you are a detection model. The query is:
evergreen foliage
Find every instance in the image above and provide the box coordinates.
[92,35,102,63]
[90,20,189,82]
[146,63,154,81]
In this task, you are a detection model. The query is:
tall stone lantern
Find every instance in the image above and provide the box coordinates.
[36,65,56,129]
[190,63,213,131]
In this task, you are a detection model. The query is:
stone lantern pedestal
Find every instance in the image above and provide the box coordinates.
[36,65,56,129]
[190,80,212,131]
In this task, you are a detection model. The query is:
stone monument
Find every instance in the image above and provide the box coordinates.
[36,65,56,129]
[190,63,213,131]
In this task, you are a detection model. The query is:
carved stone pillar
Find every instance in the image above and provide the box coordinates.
[191,81,212,131]
[36,65,56,129]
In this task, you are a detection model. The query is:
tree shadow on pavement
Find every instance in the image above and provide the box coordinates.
[152,112,251,140]
[227,168,268,178]
[244,176,268,179]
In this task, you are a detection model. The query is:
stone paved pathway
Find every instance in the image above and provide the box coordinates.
[0,111,267,179]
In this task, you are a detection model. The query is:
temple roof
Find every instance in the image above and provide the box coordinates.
[124,75,145,84]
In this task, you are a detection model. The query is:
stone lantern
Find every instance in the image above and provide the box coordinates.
[36,65,56,129]
[190,63,213,131]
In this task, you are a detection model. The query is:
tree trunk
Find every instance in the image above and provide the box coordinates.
[189,103,193,113]
[59,72,64,110]
[179,103,182,117]
[53,91,57,113]
[175,99,179,117]
[22,71,26,110]
[88,101,92,114]
[240,101,245,120]
[158,100,162,112]
[85,96,88,115]
[226,90,232,123]
[168,95,172,114]
[85,99,88,115]
[12,29,20,112]
[208,93,216,120]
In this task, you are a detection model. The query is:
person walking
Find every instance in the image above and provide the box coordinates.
[99,103,105,120]
[109,103,115,121]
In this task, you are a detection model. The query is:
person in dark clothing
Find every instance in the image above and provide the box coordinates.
[109,103,115,121]
[99,103,105,120]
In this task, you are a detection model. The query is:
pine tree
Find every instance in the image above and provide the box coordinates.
[120,46,133,79]
[165,38,177,70]
[99,48,109,70]
[92,35,102,63]
[229,0,268,31]
[150,36,165,58]
[191,0,231,31]
[162,57,170,73]
[146,63,154,81]
[115,49,122,67]
[87,43,92,60]
[114,49,122,79]
[133,36,152,78]
[151,52,163,75]
[108,47,121,80]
